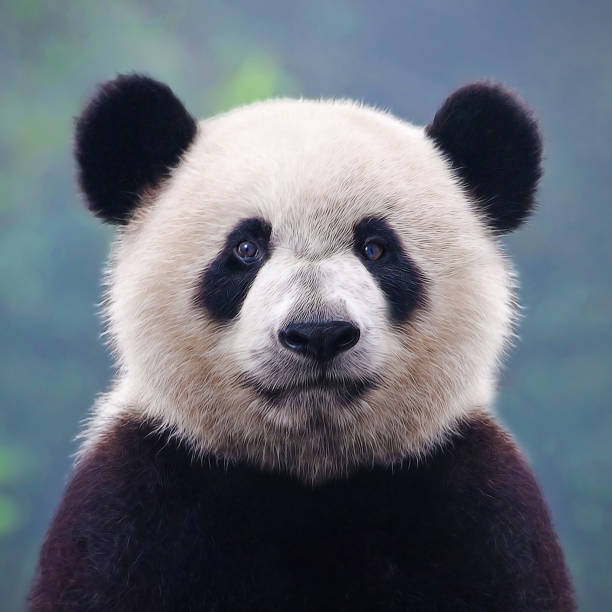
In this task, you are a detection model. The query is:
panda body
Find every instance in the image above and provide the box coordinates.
[30,76,574,611]
[32,414,570,612]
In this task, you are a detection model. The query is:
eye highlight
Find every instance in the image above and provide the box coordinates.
[197,217,272,321]
[363,240,385,261]
[353,217,426,322]
[234,240,259,262]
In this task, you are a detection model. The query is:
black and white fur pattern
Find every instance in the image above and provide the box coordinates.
[30,75,574,611]
[85,92,515,482]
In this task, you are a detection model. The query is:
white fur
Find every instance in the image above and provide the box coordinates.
[79,98,515,483]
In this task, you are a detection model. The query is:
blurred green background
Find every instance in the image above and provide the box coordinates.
[1,1,610,610]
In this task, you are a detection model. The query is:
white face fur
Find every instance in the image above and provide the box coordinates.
[86,98,515,483]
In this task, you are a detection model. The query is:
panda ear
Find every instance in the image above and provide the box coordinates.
[426,82,542,233]
[75,74,197,224]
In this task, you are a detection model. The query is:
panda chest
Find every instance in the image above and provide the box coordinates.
[94,422,481,609]
[170,468,428,607]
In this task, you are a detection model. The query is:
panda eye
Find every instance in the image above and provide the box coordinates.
[363,240,385,261]
[234,240,259,262]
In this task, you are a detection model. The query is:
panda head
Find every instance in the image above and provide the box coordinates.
[77,74,541,482]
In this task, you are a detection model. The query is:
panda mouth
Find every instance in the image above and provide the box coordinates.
[244,375,378,404]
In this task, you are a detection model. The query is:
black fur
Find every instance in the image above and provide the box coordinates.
[75,74,197,224]
[426,82,542,233]
[353,217,426,323]
[29,415,574,611]
[196,217,272,321]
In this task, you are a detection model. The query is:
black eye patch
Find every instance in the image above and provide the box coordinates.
[195,217,272,321]
[353,217,426,323]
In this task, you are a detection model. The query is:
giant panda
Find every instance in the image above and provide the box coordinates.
[29,74,574,611]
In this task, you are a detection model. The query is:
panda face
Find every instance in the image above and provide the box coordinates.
[76,77,540,481]
[99,98,515,482]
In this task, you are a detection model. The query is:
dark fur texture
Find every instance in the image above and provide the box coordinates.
[353,217,426,322]
[196,217,273,321]
[75,74,197,224]
[426,83,542,233]
[29,415,574,611]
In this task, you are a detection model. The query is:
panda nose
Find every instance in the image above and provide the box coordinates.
[278,321,360,363]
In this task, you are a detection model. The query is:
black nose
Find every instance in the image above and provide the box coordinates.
[278,320,360,362]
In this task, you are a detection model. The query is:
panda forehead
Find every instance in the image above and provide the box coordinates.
[193,98,446,191]
[201,97,420,146]
[200,188,413,264]
[154,98,479,265]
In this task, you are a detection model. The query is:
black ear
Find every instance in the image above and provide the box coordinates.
[426,82,542,233]
[75,74,197,224]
